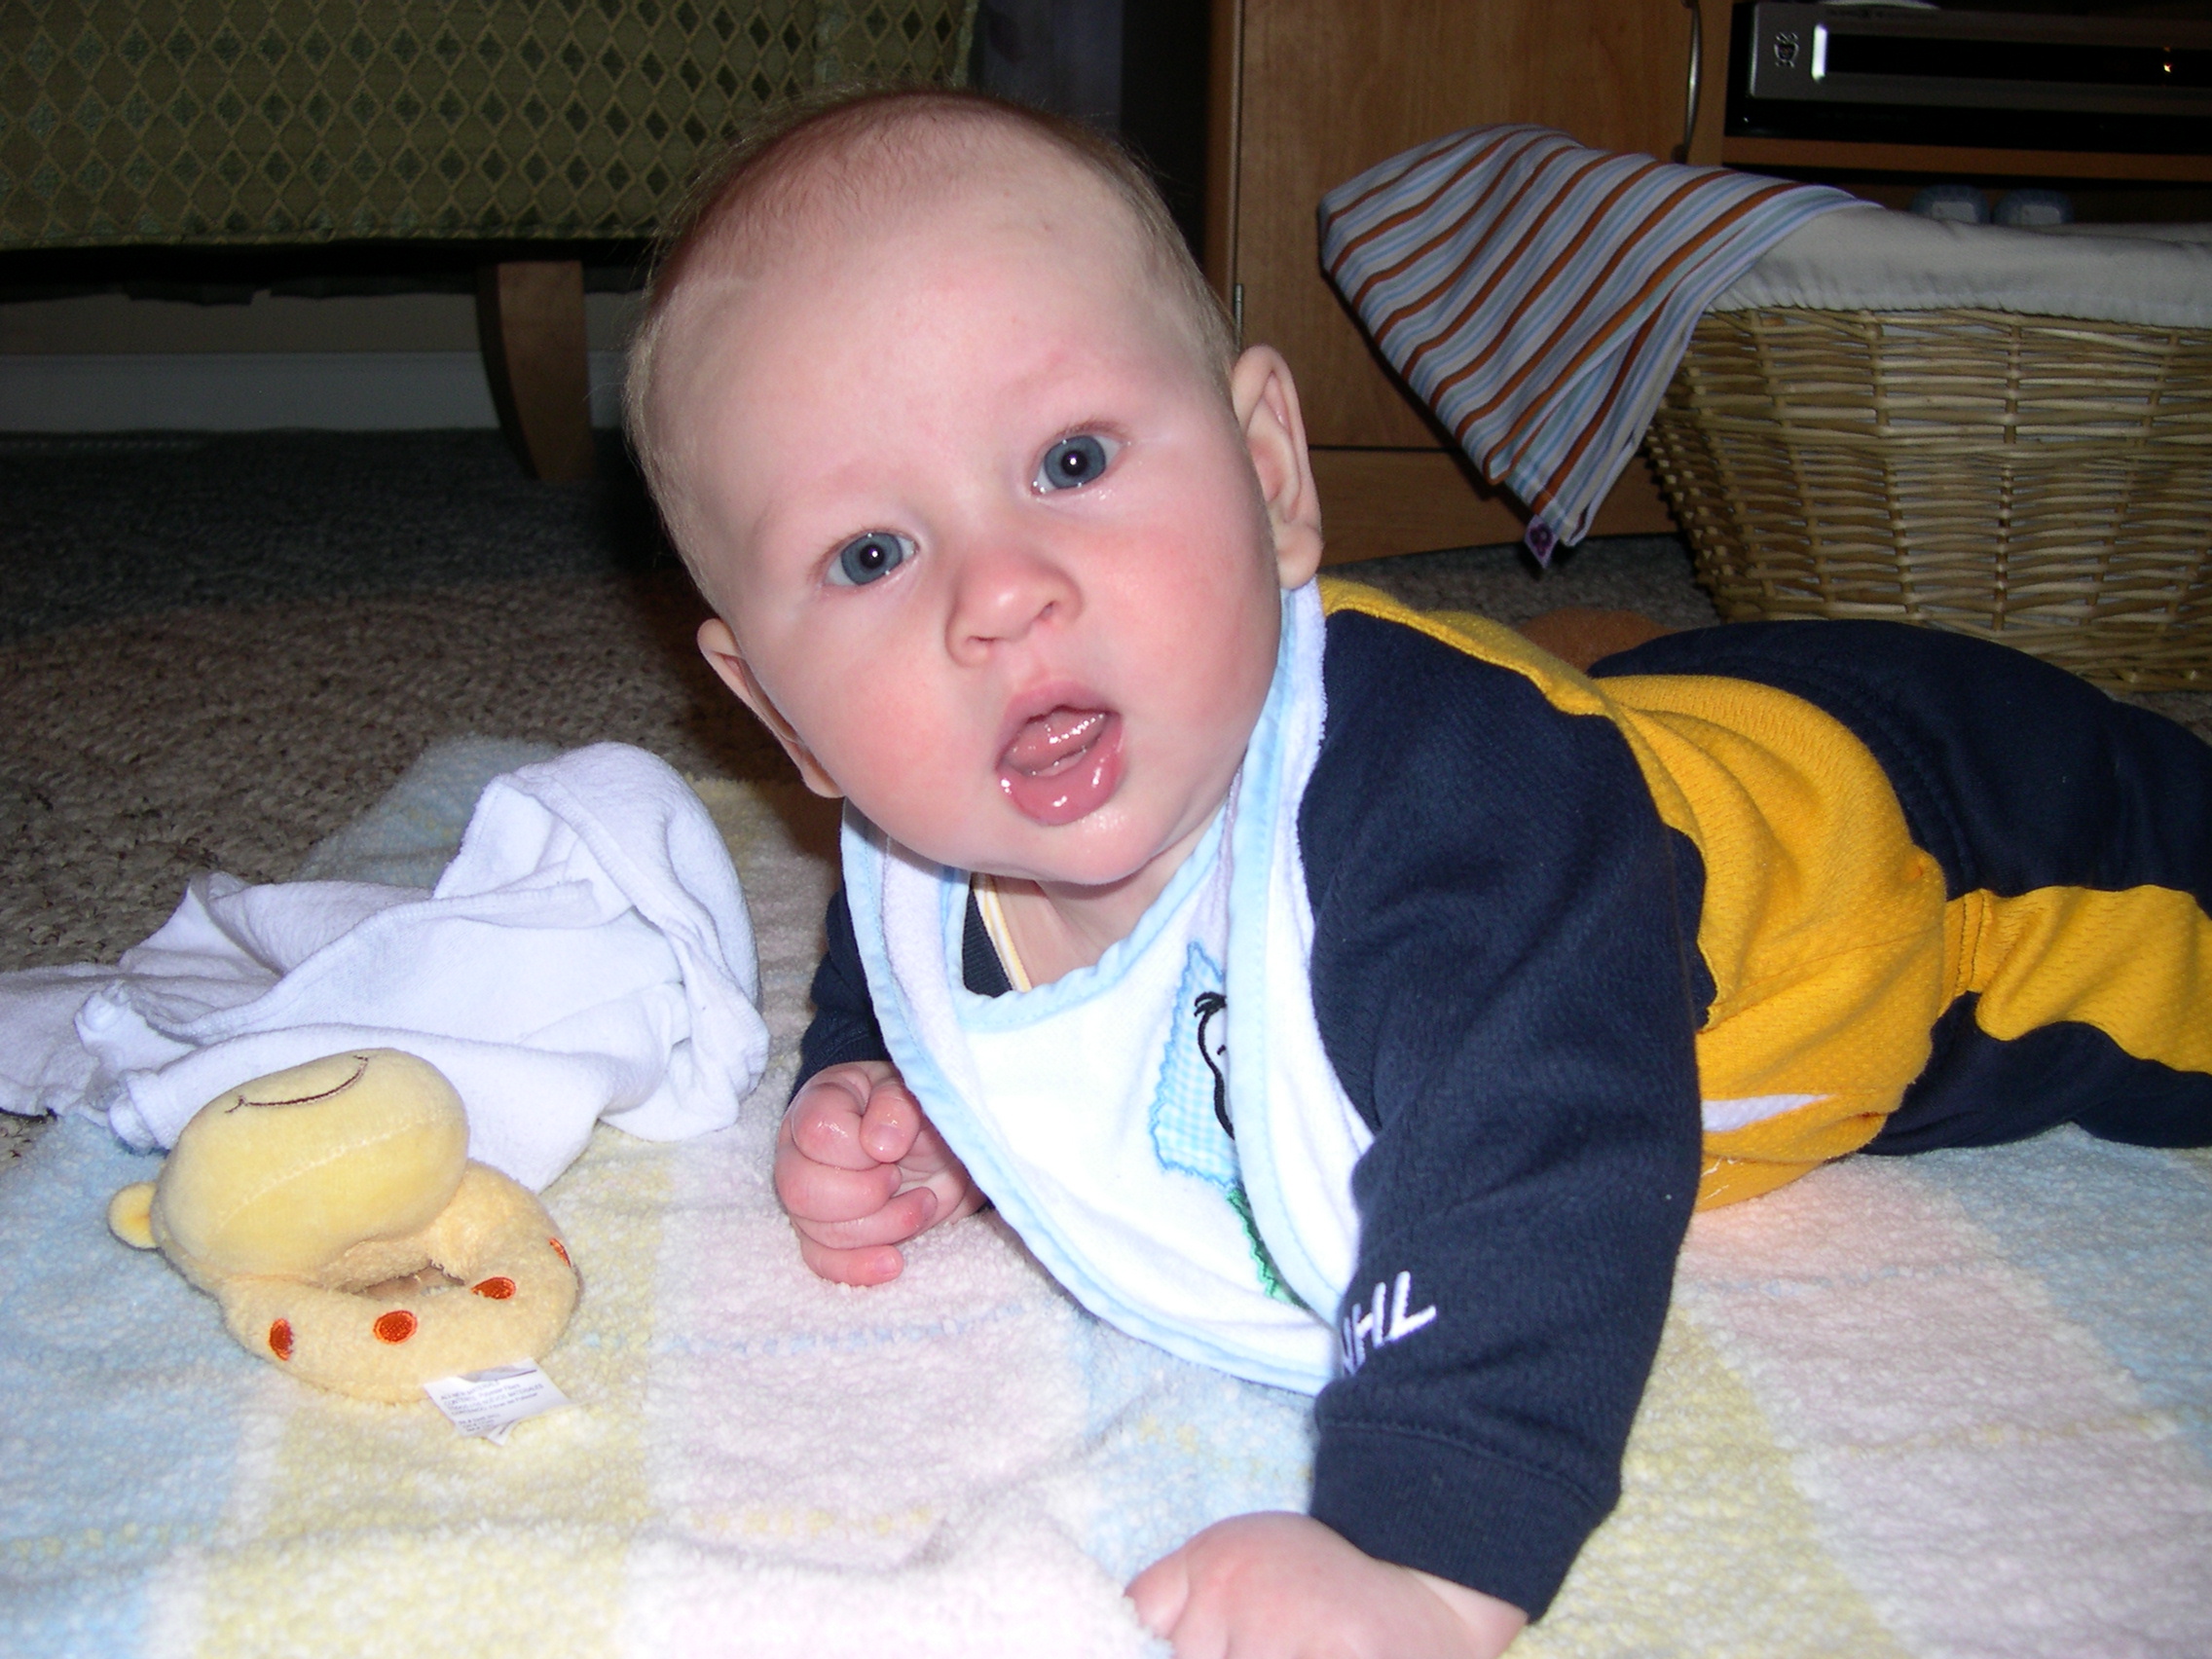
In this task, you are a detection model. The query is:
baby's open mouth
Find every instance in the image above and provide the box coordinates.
[997,706,1124,826]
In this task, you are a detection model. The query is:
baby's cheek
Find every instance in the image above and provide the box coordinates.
[841,732,979,854]
[1151,610,1277,749]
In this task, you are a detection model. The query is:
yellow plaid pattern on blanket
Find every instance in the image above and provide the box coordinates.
[5,755,2210,1656]
[0,0,977,248]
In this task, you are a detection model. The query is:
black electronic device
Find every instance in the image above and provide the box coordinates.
[1727,3,2212,153]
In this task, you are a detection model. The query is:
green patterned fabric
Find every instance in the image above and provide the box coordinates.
[0,1,977,248]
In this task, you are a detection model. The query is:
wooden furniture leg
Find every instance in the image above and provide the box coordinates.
[475,260,596,482]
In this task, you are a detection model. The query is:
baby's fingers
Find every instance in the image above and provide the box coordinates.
[1126,1550,1217,1658]
[1125,1551,1188,1633]
[784,1076,882,1170]
[857,1073,928,1163]
[794,1234,908,1286]
[792,1183,939,1252]
[774,1142,903,1224]
[789,1179,939,1285]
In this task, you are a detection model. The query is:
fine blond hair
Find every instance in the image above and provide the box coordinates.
[623,87,1235,582]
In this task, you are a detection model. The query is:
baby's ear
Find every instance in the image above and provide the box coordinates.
[696,619,844,799]
[1231,346,1325,590]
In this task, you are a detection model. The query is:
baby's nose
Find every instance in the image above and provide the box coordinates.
[946,542,1078,657]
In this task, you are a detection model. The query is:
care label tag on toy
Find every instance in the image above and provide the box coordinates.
[424,1362,571,1444]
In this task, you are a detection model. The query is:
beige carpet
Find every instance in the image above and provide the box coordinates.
[0,569,775,973]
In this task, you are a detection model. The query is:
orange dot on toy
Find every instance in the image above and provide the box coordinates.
[548,1237,570,1266]
[269,1318,293,1360]
[472,1276,516,1300]
[373,1309,418,1344]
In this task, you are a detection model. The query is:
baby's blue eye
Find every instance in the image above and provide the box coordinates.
[829,531,914,587]
[1036,433,1116,492]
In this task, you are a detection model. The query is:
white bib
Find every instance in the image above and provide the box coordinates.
[842,583,1371,1393]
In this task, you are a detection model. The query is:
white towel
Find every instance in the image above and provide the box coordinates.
[0,743,767,1191]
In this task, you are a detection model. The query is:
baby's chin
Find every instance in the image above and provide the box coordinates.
[852,755,1231,893]
[974,801,1223,898]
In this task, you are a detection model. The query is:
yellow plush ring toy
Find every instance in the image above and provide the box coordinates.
[109,1050,579,1403]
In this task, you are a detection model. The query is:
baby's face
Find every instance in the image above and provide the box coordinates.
[665,151,1317,894]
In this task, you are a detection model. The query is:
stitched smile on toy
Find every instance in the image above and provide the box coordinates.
[224,1051,372,1111]
[997,702,1124,826]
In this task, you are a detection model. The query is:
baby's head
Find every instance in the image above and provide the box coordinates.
[628,89,1323,896]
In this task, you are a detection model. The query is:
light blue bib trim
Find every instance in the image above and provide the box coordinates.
[1220,587,1344,1319]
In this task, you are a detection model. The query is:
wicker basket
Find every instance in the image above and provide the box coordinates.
[1642,307,2212,688]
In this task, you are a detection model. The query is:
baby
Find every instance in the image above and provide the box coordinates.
[625,88,2212,1657]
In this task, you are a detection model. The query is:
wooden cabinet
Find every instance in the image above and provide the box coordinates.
[1206,0,1699,561]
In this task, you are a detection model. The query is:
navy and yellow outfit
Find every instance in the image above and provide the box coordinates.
[798,579,2212,1618]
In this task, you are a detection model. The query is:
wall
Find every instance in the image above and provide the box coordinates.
[0,288,642,432]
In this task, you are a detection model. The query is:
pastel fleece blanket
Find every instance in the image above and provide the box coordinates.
[4,743,2208,1656]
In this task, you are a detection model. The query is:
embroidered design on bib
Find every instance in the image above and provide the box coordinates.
[1150,943,1235,1185]
[1149,943,1302,1307]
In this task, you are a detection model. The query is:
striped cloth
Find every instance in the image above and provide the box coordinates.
[1318,126,1862,561]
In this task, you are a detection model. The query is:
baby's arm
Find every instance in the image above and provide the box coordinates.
[775,1059,985,1284]
[1129,1512,1525,1659]
[1168,619,1712,1643]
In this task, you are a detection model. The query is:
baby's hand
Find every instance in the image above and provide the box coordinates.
[1127,1512,1527,1659]
[774,1060,984,1285]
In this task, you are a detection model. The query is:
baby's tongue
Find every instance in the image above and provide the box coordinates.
[1002,707,1107,777]
[997,706,1123,826]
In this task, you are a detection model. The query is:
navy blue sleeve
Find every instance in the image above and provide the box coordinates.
[793,886,893,1095]
[795,889,1014,1096]
[1300,611,1705,1619]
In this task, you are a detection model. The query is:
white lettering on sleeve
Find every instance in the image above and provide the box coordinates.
[1388,1271,1437,1341]
[1338,1271,1439,1374]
